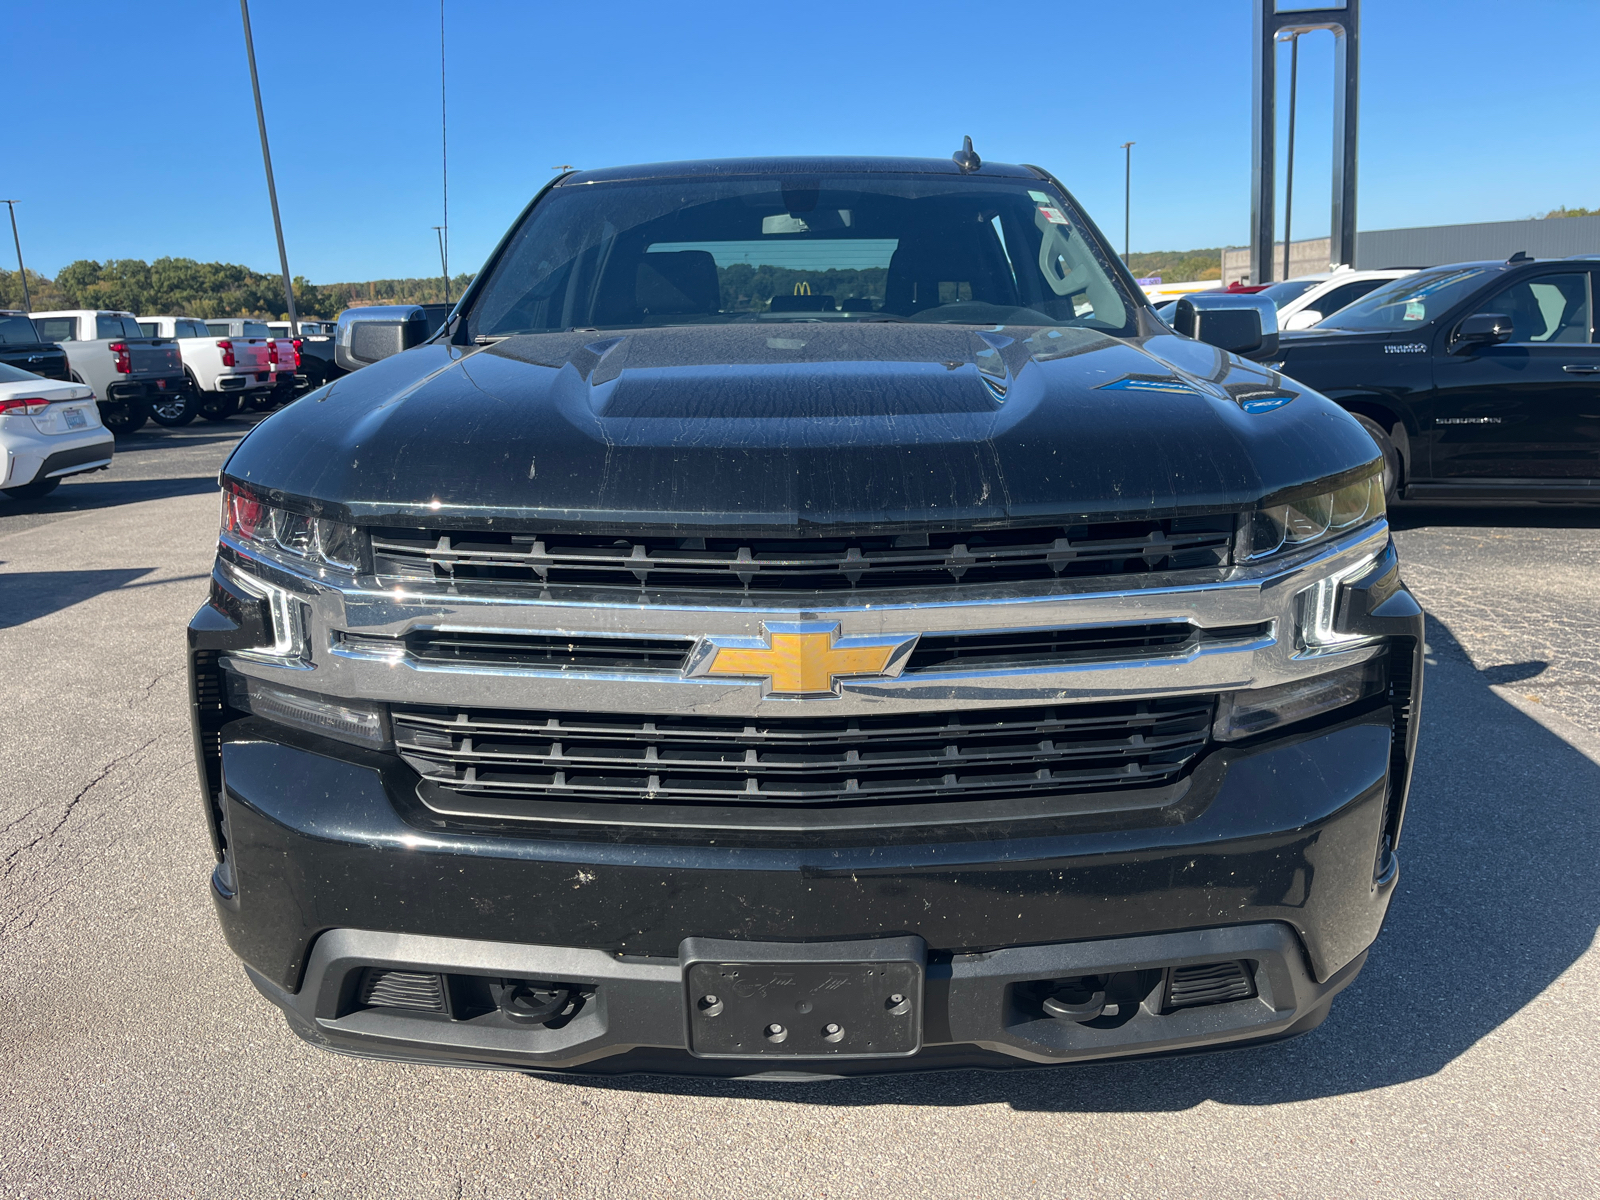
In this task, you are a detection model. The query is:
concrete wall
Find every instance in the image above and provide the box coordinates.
[1221,239,1330,286]
[1222,216,1600,284]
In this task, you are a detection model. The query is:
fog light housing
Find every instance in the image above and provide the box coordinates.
[1215,657,1387,741]
[225,673,388,748]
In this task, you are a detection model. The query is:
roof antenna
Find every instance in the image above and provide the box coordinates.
[952,135,981,173]
[1506,250,1531,263]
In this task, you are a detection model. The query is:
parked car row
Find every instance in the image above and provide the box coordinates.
[0,307,330,436]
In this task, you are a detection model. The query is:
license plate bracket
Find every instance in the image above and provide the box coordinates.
[63,408,87,429]
[682,936,925,1059]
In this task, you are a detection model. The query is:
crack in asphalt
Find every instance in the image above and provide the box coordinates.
[1,736,159,877]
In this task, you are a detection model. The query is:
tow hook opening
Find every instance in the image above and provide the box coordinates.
[490,980,575,1026]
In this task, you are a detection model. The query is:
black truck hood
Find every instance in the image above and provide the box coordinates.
[224,324,1379,533]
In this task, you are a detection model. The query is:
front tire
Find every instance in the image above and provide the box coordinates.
[1353,413,1402,503]
[2,476,62,500]
[100,400,149,435]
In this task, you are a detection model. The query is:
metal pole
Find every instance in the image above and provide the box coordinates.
[440,0,449,307]
[433,226,449,305]
[1282,33,1299,281]
[3,201,30,311]
[240,0,298,336]
[1120,142,1134,262]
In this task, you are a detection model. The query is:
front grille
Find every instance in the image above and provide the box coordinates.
[368,515,1235,594]
[341,621,1268,676]
[1165,960,1256,1009]
[393,697,1214,810]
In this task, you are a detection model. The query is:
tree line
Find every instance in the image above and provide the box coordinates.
[0,258,476,320]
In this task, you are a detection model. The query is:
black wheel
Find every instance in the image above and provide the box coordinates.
[149,388,197,427]
[2,476,62,500]
[100,401,149,435]
[1352,414,1402,502]
[197,391,242,422]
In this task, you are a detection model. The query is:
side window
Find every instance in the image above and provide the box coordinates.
[206,322,230,337]
[1317,279,1384,316]
[138,322,159,337]
[35,317,76,341]
[1478,273,1591,344]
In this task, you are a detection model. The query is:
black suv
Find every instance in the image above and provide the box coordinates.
[188,153,1423,1077]
[1274,256,1600,500]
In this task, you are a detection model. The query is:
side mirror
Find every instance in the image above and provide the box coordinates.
[1451,312,1514,354]
[1283,309,1322,330]
[334,305,432,371]
[1172,293,1279,359]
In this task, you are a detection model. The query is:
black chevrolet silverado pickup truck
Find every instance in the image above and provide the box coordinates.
[1272,255,1600,501]
[0,311,70,381]
[188,151,1424,1078]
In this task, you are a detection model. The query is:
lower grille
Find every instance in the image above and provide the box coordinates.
[1165,961,1256,1009]
[393,697,1214,810]
[358,969,446,1013]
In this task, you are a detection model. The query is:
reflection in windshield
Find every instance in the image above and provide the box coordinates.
[1318,267,1490,331]
[468,175,1136,338]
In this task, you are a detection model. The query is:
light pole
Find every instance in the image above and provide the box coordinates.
[1119,142,1134,263]
[1279,30,1300,281]
[439,0,449,310]
[240,0,298,335]
[433,226,449,306]
[3,201,29,311]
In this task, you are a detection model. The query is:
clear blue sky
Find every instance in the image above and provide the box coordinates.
[4,0,1596,283]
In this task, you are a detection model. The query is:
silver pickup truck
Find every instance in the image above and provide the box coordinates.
[29,309,185,434]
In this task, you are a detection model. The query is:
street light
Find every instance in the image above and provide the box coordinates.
[1119,142,1135,263]
[240,0,299,335]
[3,201,29,311]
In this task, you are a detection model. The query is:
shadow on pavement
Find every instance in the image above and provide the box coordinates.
[0,475,220,517]
[554,614,1600,1110]
[0,567,162,628]
[1390,501,1600,531]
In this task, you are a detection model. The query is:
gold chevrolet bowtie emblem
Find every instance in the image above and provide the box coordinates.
[687,622,919,697]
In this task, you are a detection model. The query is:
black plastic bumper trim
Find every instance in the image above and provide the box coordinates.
[244,920,1368,1077]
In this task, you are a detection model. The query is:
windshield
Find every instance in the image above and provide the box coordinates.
[468,174,1135,338]
[1318,267,1492,331]
[1257,279,1319,308]
[0,314,42,344]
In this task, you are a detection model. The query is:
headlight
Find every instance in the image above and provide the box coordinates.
[1214,657,1387,741]
[1243,469,1385,561]
[222,481,363,571]
[225,672,388,749]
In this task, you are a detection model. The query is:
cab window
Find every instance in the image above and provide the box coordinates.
[1478,273,1591,344]
[35,317,77,341]
[206,322,231,337]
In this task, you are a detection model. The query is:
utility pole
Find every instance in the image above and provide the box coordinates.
[1120,142,1134,263]
[439,0,449,308]
[1280,30,1300,281]
[433,227,449,306]
[240,0,299,335]
[3,201,29,311]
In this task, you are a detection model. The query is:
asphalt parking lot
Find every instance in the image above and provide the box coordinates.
[2,422,1597,1198]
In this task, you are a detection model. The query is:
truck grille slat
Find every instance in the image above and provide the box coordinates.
[394,697,1213,810]
[369,515,1234,594]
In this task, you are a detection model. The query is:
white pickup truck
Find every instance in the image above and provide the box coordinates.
[199,319,277,419]
[137,315,273,426]
[29,310,185,435]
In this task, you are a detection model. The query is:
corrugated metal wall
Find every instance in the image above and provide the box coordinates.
[1354,215,1600,269]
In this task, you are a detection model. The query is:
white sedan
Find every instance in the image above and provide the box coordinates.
[1256,268,1417,330]
[0,363,115,501]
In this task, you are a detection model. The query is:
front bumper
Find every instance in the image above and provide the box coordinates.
[189,521,1424,1075]
[246,922,1369,1077]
